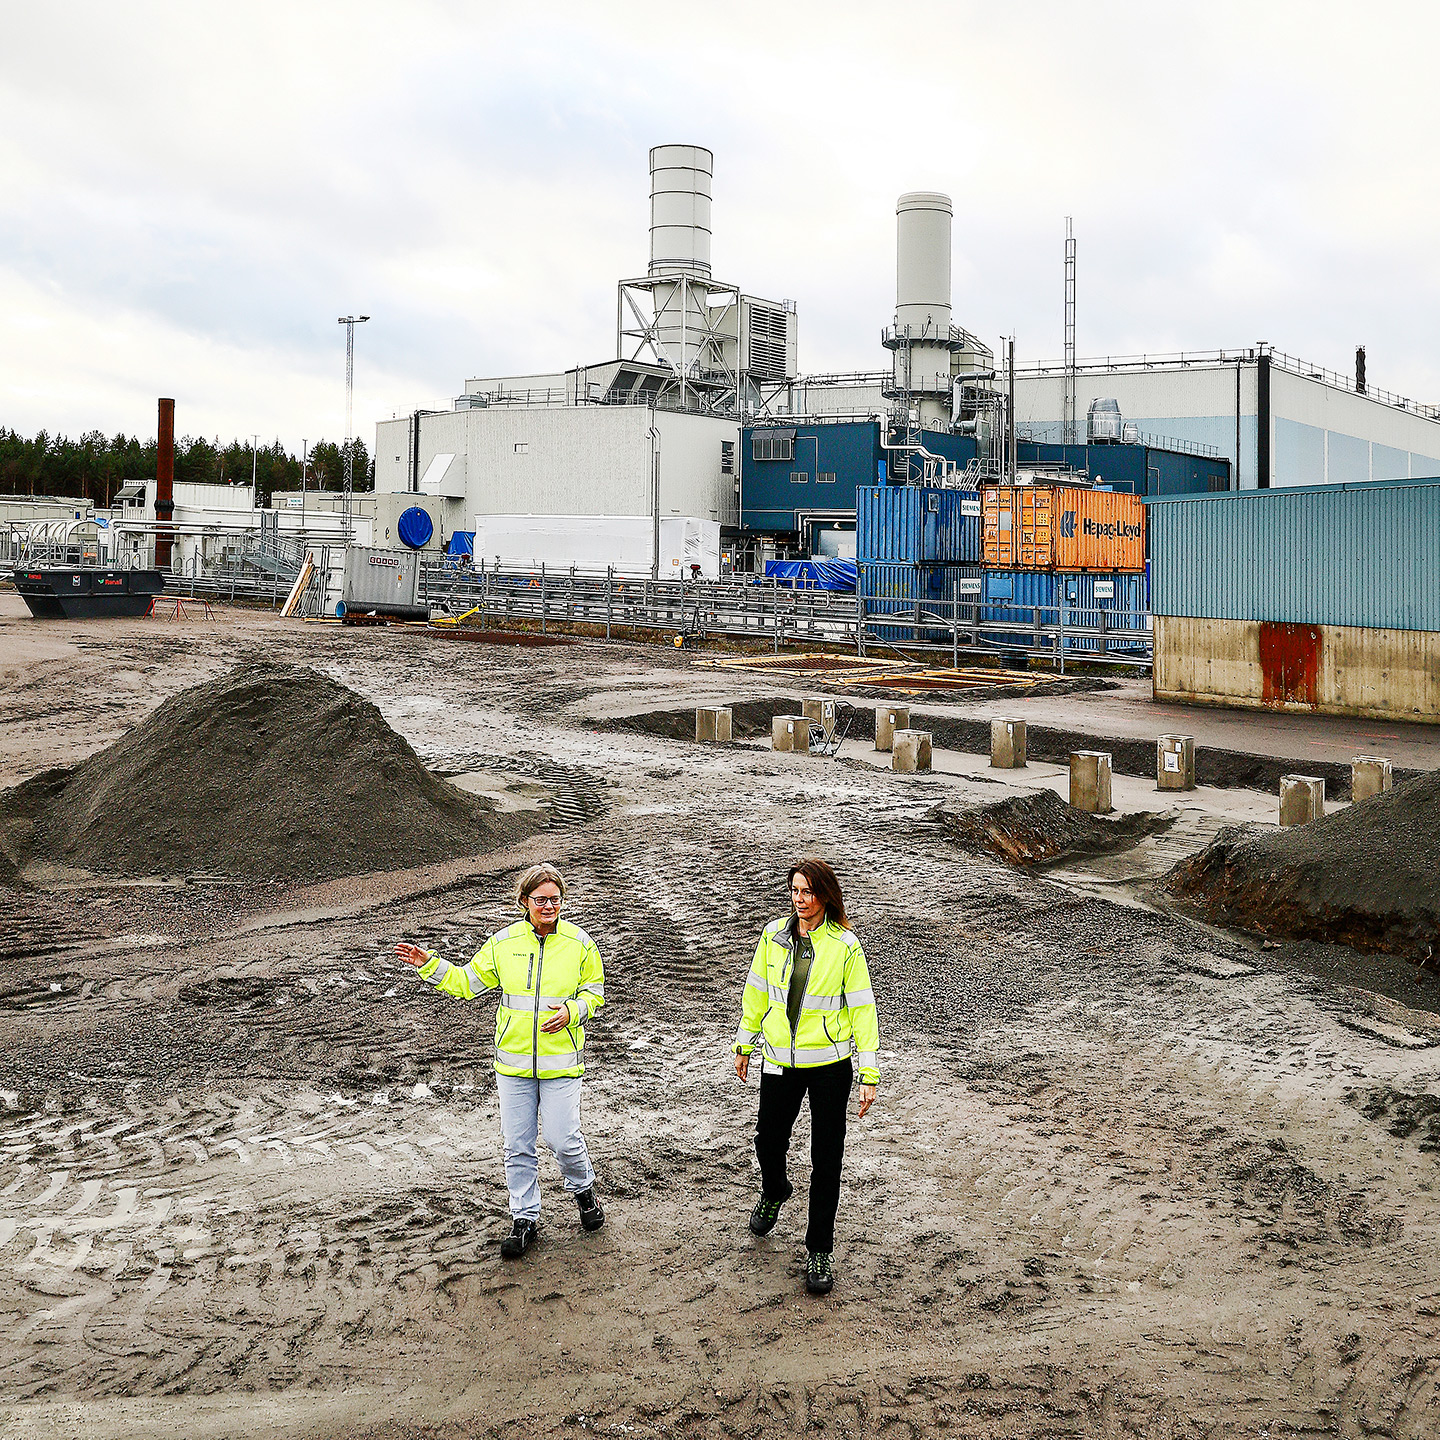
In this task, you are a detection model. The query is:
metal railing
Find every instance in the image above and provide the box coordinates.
[160,557,1151,670]
[1011,347,1440,419]
[164,568,295,609]
[416,562,1152,670]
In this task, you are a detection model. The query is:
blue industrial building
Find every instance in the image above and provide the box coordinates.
[1016,442,1231,498]
[739,420,1230,551]
[740,422,977,552]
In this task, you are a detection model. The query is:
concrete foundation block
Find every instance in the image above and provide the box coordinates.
[1279,774,1325,826]
[1156,734,1196,791]
[803,697,837,735]
[1069,751,1113,814]
[990,717,1027,768]
[891,729,932,773]
[1351,756,1393,803]
[695,706,732,744]
[875,705,910,752]
[772,715,811,755]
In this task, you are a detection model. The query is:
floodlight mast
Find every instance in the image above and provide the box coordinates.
[338,315,370,531]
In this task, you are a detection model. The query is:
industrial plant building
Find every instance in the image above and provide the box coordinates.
[374,144,793,556]
[374,140,1440,581]
[793,350,1440,493]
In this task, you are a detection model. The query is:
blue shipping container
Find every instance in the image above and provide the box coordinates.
[855,485,983,564]
[1147,479,1440,631]
[859,561,983,644]
[978,571,1149,653]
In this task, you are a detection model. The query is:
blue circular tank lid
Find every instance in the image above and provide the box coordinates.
[396,505,434,549]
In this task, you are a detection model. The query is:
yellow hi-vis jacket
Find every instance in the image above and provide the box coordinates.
[734,917,880,1086]
[417,919,605,1079]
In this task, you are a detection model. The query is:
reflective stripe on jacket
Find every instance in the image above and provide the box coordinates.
[417,918,605,1079]
[734,917,880,1086]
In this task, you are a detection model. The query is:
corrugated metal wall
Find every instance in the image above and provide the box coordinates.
[1148,480,1440,631]
[978,571,1149,653]
[855,486,982,564]
[859,561,982,642]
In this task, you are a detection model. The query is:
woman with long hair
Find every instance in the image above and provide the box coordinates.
[395,862,607,1260]
[733,857,879,1295]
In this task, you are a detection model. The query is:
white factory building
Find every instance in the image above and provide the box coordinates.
[374,144,795,559]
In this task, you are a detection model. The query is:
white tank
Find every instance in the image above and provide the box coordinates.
[895,191,952,336]
[649,144,713,278]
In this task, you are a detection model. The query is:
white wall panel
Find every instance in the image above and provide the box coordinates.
[381,407,738,527]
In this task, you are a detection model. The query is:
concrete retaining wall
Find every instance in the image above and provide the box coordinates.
[1154,615,1440,723]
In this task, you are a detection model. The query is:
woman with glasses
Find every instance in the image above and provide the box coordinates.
[733,857,880,1295]
[396,862,606,1260]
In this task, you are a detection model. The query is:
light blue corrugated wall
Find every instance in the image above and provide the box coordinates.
[1149,483,1440,630]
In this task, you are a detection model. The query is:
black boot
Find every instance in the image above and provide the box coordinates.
[500,1218,537,1259]
[805,1250,835,1295]
[575,1187,605,1232]
[748,1184,793,1236]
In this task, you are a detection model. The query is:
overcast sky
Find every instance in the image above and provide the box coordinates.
[4,1,1438,451]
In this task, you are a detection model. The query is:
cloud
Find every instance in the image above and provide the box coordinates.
[3,0,1440,449]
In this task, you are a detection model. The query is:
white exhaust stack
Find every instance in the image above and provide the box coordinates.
[649,144,713,279]
[886,191,956,428]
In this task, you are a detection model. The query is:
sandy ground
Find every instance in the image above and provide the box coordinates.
[1,597,1439,1439]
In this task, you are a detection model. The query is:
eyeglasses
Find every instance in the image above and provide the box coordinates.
[529,895,562,909]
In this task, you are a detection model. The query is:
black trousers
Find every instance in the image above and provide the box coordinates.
[755,1058,852,1254]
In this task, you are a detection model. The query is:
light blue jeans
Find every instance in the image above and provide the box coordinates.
[496,1073,596,1221]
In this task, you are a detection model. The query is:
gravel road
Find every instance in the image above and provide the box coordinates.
[1,602,1438,1439]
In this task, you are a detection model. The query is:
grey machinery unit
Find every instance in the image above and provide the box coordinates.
[340,546,428,620]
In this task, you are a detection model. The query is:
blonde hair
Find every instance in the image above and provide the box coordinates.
[516,863,567,908]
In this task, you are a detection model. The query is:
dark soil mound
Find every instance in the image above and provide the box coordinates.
[931,788,1175,867]
[1160,770,1440,962]
[0,662,536,883]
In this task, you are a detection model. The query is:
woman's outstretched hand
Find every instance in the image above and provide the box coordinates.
[857,1083,876,1119]
[733,1051,749,1083]
[395,943,429,968]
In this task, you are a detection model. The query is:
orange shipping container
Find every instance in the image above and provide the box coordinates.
[982,485,1054,568]
[983,485,1146,572]
[1054,488,1146,572]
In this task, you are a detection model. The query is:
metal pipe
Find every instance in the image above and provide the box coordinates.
[647,415,661,579]
[1008,338,1017,481]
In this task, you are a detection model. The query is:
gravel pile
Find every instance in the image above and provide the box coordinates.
[0,661,534,882]
[1161,769,1440,962]
[931,788,1174,867]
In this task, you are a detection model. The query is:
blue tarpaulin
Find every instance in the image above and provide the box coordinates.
[447,531,475,556]
[761,559,857,591]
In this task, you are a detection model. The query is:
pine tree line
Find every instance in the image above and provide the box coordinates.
[0,428,375,508]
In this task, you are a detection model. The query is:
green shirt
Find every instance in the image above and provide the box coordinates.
[786,930,815,1034]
